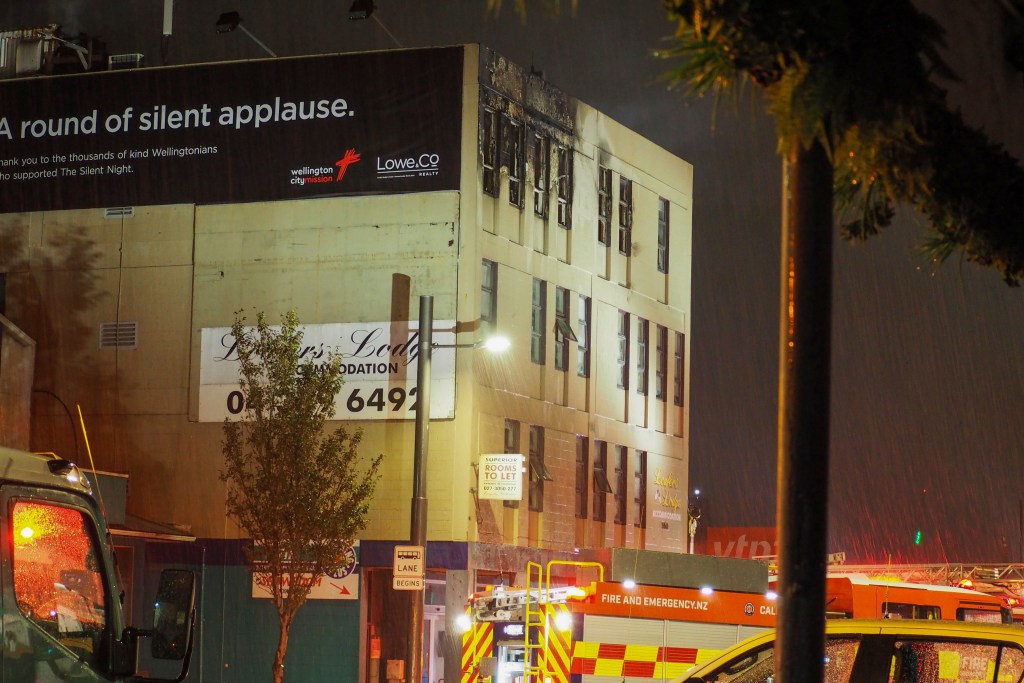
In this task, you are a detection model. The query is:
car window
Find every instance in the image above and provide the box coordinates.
[10,500,109,667]
[703,643,774,683]
[702,638,860,683]
[957,609,1005,625]
[888,639,1024,683]
[883,603,942,620]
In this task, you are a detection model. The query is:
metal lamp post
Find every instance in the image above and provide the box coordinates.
[687,489,701,555]
[406,295,432,683]
[404,294,508,683]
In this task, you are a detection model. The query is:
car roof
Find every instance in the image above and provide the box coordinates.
[673,619,1024,683]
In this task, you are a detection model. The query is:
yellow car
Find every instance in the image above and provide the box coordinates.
[672,619,1024,683]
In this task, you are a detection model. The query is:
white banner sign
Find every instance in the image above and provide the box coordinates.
[252,542,360,600]
[199,321,456,421]
[477,454,524,500]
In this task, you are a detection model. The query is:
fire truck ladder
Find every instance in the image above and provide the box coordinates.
[523,561,544,683]
[830,564,1024,588]
[523,560,606,683]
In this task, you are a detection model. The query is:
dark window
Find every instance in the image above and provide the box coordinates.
[503,419,520,508]
[531,279,547,364]
[598,166,612,246]
[618,176,633,255]
[557,145,573,228]
[592,441,612,522]
[577,295,591,378]
[613,445,628,525]
[528,426,550,512]
[637,318,649,396]
[617,310,630,390]
[481,259,498,336]
[503,115,525,208]
[657,197,670,273]
[634,451,647,528]
[674,332,685,406]
[482,108,499,197]
[533,132,550,218]
[884,603,942,620]
[656,325,668,401]
[575,436,589,519]
[554,286,576,372]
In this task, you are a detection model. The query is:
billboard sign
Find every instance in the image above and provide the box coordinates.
[707,526,778,559]
[0,48,463,211]
[199,320,457,421]
[252,541,359,600]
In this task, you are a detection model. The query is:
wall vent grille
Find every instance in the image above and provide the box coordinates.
[100,321,137,349]
[104,207,135,218]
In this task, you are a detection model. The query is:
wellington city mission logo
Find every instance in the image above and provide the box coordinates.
[289,148,440,187]
[289,148,361,186]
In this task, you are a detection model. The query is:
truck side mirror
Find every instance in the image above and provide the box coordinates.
[151,569,196,660]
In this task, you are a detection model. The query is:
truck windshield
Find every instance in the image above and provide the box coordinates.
[11,500,109,667]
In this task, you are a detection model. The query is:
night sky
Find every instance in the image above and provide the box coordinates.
[4,0,1022,562]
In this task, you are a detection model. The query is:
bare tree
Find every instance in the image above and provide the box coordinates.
[221,309,383,683]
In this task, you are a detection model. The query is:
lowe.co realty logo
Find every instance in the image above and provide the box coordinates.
[376,151,440,179]
[290,148,361,186]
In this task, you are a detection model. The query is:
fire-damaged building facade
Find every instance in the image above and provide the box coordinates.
[0,44,694,682]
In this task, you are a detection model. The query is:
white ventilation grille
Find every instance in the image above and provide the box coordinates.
[100,322,137,349]
[104,206,135,218]
[108,53,144,70]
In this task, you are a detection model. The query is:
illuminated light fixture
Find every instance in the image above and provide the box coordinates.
[480,335,511,353]
[622,578,637,590]
[765,590,778,600]
[20,526,33,539]
[455,613,473,633]
[553,611,573,632]
[348,0,375,20]
[215,11,277,57]
[700,586,714,596]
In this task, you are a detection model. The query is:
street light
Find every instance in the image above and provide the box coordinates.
[688,489,702,555]
[406,294,508,683]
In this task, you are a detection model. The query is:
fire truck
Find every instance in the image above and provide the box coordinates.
[461,561,1013,683]
[461,560,777,683]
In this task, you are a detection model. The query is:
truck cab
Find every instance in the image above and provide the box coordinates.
[0,446,195,682]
